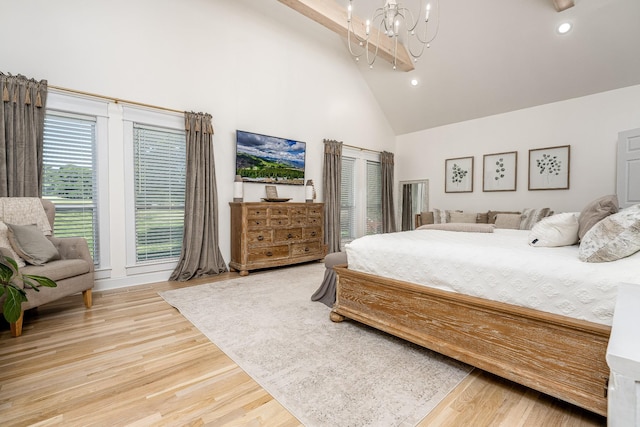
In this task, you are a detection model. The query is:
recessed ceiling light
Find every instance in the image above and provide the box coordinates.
[410,78,419,87]
[557,22,572,34]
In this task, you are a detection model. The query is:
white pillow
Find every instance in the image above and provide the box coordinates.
[528,212,579,247]
[578,204,640,262]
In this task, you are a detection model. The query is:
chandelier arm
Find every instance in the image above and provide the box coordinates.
[410,0,440,45]
[365,19,386,67]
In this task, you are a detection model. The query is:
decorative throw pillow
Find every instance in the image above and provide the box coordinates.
[0,221,26,267]
[6,223,60,266]
[476,212,489,224]
[432,209,462,224]
[419,211,434,226]
[519,207,553,230]
[528,212,579,247]
[578,204,640,262]
[418,223,495,233]
[449,212,477,223]
[577,195,618,240]
[487,210,521,224]
[494,213,523,229]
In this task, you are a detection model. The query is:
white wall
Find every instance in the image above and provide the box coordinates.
[1,0,395,289]
[396,85,640,214]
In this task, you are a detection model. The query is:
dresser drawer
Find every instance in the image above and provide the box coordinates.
[247,245,289,262]
[306,216,322,226]
[269,217,290,227]
[290,206,307,217]
[290,216,307,226]
[303,226,321,239]
[269,207,288,217]
[247,207,269,218]
[274,227,302,242]
[291,241,322,256]
[308,206,323,217]
[247,230,272,244]
[247,218,267,228]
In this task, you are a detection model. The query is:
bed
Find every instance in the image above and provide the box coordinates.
[329,225,640,417]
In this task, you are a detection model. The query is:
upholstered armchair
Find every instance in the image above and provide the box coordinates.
[0,198,94,337]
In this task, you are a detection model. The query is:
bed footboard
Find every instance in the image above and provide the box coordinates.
[331,265,611,416]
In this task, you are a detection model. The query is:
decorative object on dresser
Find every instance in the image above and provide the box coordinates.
[233,174,243,202]
[229,202,326,276]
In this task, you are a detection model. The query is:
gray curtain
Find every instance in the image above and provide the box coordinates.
[170,112,228,281]
[381,151,396,233]
[401,183,412,231]
[323,139,342,253]
[0,72,48,197]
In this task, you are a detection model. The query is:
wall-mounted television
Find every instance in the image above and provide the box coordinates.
[235,130,306,185]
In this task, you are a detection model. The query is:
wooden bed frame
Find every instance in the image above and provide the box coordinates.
[330,264,611,416]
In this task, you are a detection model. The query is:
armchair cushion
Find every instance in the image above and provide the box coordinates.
[6,223,60,266]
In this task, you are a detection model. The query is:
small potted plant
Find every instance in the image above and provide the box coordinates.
[0,255,57,323]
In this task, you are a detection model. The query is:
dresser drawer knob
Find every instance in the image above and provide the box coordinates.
[304,247,310,252]
[266,251,273,257]
[287,233,293,239]
[257,235,264,241]
[310,232,316,237]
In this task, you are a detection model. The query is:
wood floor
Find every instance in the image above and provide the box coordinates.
[0,271,607,426]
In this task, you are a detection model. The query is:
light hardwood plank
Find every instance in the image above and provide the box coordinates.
[0,272,606,426]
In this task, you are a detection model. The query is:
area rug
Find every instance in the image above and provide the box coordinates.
[159,262,472,426]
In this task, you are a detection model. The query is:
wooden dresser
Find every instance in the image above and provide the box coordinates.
[229,202,326,276]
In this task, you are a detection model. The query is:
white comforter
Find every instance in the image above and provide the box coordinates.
[345,229,640,326]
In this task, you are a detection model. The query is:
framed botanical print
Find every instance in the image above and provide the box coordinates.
[483,151,517,192]
[445,156,473,193]
[528,145,570,190]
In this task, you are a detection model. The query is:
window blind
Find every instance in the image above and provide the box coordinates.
[42,113,99,264]
[366,160,382,235]
[340,156,356,244]
[133,124,186,262]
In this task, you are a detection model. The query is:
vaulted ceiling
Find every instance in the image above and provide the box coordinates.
[277,0,640,135]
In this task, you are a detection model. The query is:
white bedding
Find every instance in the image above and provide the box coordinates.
[345,229,640,326]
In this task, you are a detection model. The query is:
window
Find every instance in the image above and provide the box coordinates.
[132,124,186,262]
[42,112,99,264]
[340,148,382,247]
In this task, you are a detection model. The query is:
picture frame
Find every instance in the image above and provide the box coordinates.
[483,151,517,192]
[445,156,474,193]
[528,145,570,190]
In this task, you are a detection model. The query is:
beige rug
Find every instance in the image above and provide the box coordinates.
[159,262,471,426]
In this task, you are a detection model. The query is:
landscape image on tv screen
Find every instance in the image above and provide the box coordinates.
[235,130,306,185]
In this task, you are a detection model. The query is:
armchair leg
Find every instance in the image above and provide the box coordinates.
[10,311,24,337]
[83,289,92,308]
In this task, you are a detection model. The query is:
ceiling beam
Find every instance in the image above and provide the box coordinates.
[552,0,575,12]
[277,0,415,72]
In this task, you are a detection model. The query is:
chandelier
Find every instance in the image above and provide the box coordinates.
[346,0,439,70]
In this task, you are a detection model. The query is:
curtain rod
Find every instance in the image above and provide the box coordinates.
[49,85,184,114]
[342,143,381,154]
